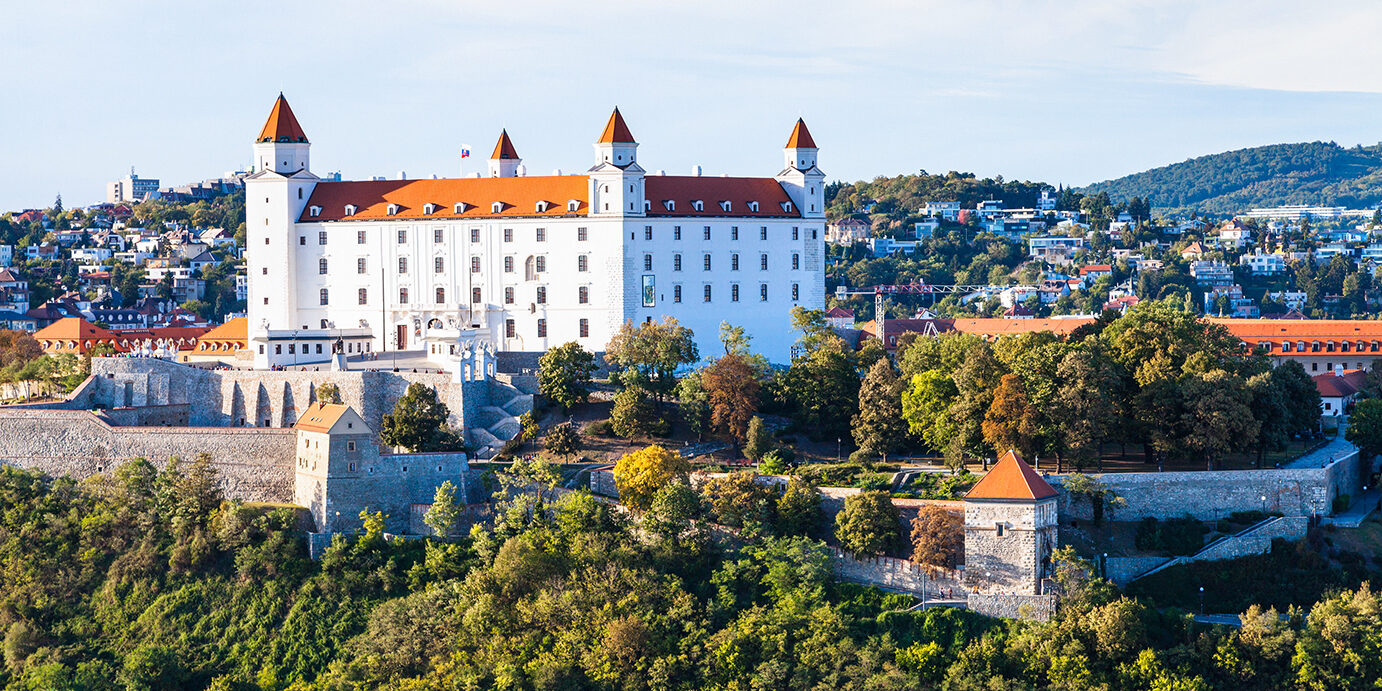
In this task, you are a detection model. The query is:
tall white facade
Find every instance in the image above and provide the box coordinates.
[245,97,826,367]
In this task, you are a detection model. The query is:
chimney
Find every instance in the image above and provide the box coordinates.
[1335,364,1345,377]
[691,164,702,177]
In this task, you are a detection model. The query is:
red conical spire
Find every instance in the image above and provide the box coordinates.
[597,107,636,144]
[785,118,816,149]
[490,129,519,159]
[257,93,308,143]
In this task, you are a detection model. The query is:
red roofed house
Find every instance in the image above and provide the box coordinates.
[1313,367,1367,418]
[963,450,1058,595]
[1079,264,1112,281]
[824,306,855,329]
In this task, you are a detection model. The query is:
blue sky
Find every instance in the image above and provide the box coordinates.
[5,0,1382,211]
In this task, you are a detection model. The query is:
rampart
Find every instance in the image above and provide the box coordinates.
[0,408,295,501]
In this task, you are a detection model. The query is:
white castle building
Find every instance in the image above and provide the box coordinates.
[245,95,826,368]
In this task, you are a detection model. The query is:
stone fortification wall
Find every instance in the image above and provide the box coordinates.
[829,547,963,598]
[1105,557,1173,586]
[98,404,190,427]
[1051,452,1362,521]
[968,593,1056,622]
[307,451,472,534]
[0,408,295,501]
[1188,516,1309,563]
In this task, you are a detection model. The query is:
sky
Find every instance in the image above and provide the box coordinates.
[5,0,1382,211]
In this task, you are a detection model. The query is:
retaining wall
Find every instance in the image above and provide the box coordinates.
[968,593,1057,622]
[829,547,963,598]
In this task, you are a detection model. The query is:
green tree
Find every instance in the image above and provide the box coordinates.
[835,490,900,557]
[676,371,712,441]
[315,382,343,405]
[902,368,959,455]
[1053,346,1124,472]
[852,358,908,461]
[1347,398,1382,461]
[775,477,824,537]
[1180,369,1258,470]
[423,480,461,538]
[610,385,665,438]
[537,341,598,413]
[744,416,772,463]
[542,422,581,458]
[1273,360,1321,437]
[604,317,698,402]
[379,383,452,452]
[613,444,690,511]
[781,341,860,441]
[702,470,777,533]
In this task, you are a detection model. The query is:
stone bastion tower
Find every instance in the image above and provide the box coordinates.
[963,450,1059,594]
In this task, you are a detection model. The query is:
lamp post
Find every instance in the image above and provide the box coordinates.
[837,437,841,462]
[1199,586,1205,616]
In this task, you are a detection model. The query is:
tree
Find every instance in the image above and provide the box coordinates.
[1180,370,1258,470]
[610,385,665,438]
[852,358,908,461]
[604,317,698,402]
[702,470,777,533]
[909,505,962,570]
[902,369,959,456]
[379,383,451,452]
[781,341,860,441]
[701,354,760,445]
[315,382,343,405]
[1053,347,1124,471]
[835,490,900,557]
[424,480,461,538]
[776,477,824,537]
[612,444,690,511]
[642,482,705,551]
[1347,399,1382,461]
[1061,474,1126,526]
[537,341,598,413]
[1273,360,1321,437]
[543,422,581,459]
[676,371,712,441]
[1247,372,1289,468]
[982,373,1039,460]
[744,417,772,462]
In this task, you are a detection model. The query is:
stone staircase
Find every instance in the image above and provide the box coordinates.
[467,380,536,458]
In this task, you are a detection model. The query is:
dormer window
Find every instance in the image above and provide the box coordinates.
[663,200,675,211]
[643,200,651,212]
[719,201,732,212]
[536,200,549,213]
[780,201,793,212]
[309,205,322,217]
[692,200,704,212]
[386,203,400,216]
[423,203,437,215]
[568,200,580,212]
[748,201,759,213]
[344,204,357,216]
[454,202,468,214]
[491,201,504,214]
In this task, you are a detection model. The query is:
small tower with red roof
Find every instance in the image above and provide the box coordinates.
[253,93,311,175]
[962,450,1059,595]
[588,107,645,217]
[775,118,825,219]
[488,130,522,178]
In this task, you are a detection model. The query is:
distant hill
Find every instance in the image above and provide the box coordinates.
[1080,141,1382,216]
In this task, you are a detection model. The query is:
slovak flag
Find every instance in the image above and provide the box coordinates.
[461,146,471,158]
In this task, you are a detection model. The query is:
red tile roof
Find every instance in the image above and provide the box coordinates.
[826,306,855,319]
[1080,264,1112,274]
[644,176,800,218]
[1314,369,1366,398]
[293,402,353,434]
[786,118,817,148]
[300,176,589,222]
[966,450,1057,501]
[597,107,635,143]
[257,94,308,144]
[491,130,519,160]
[950,318,1093,337]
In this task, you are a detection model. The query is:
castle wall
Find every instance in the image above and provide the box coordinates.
[0,408,295,501]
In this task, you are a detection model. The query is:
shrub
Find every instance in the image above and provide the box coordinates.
[1135,516,1208,556]
[1229,510,1270,524]
[855,474,892,491]
[585,419,614,437]
[1333,494,1352,514]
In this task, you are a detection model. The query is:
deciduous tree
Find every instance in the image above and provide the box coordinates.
[380,383,451,452]
[424,480,461,538]
[613,445,690,511]
[853,358,908,460]
[982,373,1039,460]
[835,490,900,557]
[701,354,760,445]
[604,317,698,402]
[909,505,962,569]
[538,341,598,413]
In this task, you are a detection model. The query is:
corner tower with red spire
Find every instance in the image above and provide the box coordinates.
[962,450,1059,595]
[588,107,644,217]
[253,93,311,175]
[488,130,522,178]
[774,118,825,219]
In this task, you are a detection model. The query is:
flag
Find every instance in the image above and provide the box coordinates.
[461,146,471,158]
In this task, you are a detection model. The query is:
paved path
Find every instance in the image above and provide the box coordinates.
[1283,431,1354,470]
[1194,614,1243,627]
[1329,488,1381,528]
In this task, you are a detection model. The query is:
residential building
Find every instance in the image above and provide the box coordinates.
[1190,260,1234,287]
[1027,236,1086,264]
[1239,251,1286,275]
[920,201,961,222]
[106,173,161,203]
[825,218,870,244]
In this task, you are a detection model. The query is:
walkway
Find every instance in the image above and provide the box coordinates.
[1283,430,1354,470]
[1328,488,1381,528]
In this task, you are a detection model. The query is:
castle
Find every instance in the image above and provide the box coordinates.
[962,450,1059,595]
[245,95,827,367]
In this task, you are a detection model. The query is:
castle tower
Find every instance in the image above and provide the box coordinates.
[292,402,376,532]
[962,450,1059,595]
[775,118,825,219]
[253,93,311,174]
[588,107,644,216]
[488,130,522,178]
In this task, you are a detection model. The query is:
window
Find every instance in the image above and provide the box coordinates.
[578,227,588,241]
[644,254,653,271]
[792,227,799,241]
[760,254,768,271]
[318,258,328,275]
[703,226,711,240]
[578,255,589,272]
[504,256,514,273]
[262,267,268,275]
[536,286,547,304]
[760,284,768,301]
[357,230,366,244]
[673,254,682,271]
[503,228,513,242]
[471,257,481,273]
[579,286,589,304]
[731,284,739,302]
[358,288,367,305]
[792,283,800,301]
[398,257,408,274]
[318,231,327,245]
[644,226,653,240]
[812,229,817,239]
[703,254,712,271]
[320,288,329,305]
[792,253,800,270]
[674,226,682,240]
[673,285,682,303]
[760,226,768,240]
[347,441,355,452]
[397,229,407,244]
[431,228,442,243]
[299,236,305,246]
[505,287,515,304]
[535,256,546,273]
[435,287,445,304]
[505,319,515,338]
[731,253,739,271]
[536,228,546,242]
[533,318,548,338]
[703,285,712,302]
[580,318,589,338]
[472,287,482,304]
[434,257,444,273]
[470,228,480,243]
[731,226,739,240]
[399,288,409,304]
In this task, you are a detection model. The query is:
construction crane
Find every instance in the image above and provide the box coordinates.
[833,282,998,346]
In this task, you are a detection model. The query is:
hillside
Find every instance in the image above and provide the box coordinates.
[1080,141,1382,215]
